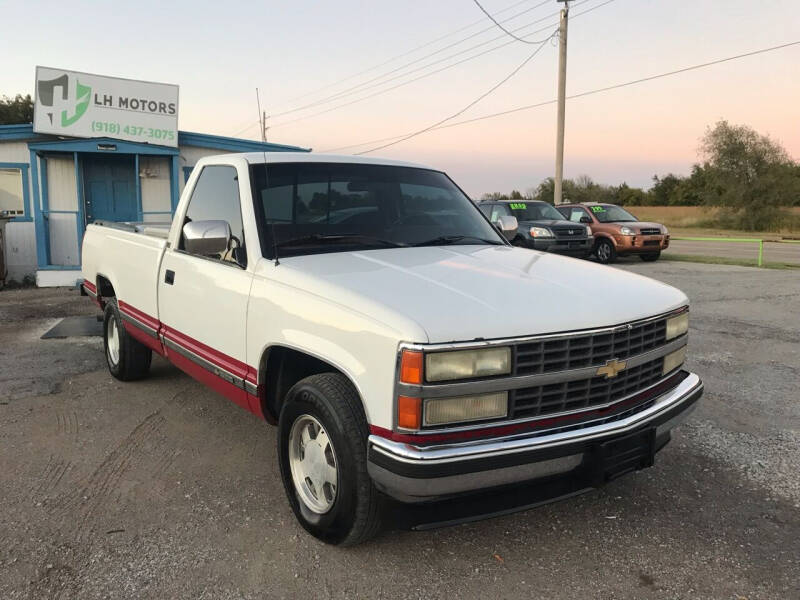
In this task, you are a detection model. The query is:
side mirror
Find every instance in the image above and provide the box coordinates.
[579,216,592,224]
[494,215,518,240]
[182,220,231,256]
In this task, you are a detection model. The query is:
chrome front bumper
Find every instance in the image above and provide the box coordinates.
[368,371,702,503]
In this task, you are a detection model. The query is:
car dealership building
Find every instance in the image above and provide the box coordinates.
[0,67,306,286]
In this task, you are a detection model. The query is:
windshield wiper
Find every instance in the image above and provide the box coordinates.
[275,233,407,248]
[412,235,504,247]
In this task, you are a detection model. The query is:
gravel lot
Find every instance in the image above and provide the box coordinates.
[0,260,798,599]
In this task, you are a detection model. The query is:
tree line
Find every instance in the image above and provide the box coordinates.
[0,95,33,125]
[482,121,800,231]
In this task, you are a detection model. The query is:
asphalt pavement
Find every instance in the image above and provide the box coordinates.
[0,262,798,599]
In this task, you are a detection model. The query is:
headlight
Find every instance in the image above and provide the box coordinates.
[425,347,511,382]
[662,346,687,375]
[585,226,592,235]
[665,311,689,340]
[424,392,508,426]
[529,226,554,238]
[662,225,669,234]
[620,226,635,235]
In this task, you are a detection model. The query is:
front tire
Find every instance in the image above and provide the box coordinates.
[103,300,152,381]
[640,251,661,262]
[594,238,617,264]
[278,373,381,546]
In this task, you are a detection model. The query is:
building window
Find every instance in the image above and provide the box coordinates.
[0,167,25,217]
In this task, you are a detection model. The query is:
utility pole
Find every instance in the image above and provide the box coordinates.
[256,88,267,142]
[554,0,569,205]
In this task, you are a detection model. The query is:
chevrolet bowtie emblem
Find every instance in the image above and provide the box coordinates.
[596,358,627,379]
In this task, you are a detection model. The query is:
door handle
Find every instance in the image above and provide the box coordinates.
[164,269,175,285]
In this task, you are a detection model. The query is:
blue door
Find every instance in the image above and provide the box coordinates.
[83,155,137,223]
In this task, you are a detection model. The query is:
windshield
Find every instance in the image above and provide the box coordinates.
[507,201,564,221]
[590,205,638,223]
[250,163,504,258]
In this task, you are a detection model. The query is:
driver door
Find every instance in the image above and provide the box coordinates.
[158,164,254,412]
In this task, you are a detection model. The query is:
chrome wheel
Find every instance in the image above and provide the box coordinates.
[597,241,611,262]
[288,414,338,514]
[106,317,120,366]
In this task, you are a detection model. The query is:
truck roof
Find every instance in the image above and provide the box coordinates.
[240,152,431,170]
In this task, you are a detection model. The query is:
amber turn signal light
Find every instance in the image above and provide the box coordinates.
[400,350,423,384]
[397,395,422,430]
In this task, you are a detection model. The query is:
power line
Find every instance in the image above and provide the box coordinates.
[322,40,800,153]
[229,0,606,138]
[270,1,555,119]
[471,0,554,44]
[229,119,261,137]
[269,0,605,131]
[355,33,556,155]
[272,0,541,109]
[227,2,554,137]
[269,16,565,130]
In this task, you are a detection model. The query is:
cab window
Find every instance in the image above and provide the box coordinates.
[563,207,592,223]
[489,204,511,222]
[181,165,246,266]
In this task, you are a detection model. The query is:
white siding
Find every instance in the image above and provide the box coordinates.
[0,142,36,280]
[3,221,36,282]
[139,156,171,215]
[47,213,79,266]
[44,155,79,265]
[0,141,31,163]
[46,155,78,211]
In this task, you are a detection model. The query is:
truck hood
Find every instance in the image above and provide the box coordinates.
[276,246,687,343]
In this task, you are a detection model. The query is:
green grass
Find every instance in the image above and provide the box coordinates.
[662,253,800,270]
[668,227,795,241]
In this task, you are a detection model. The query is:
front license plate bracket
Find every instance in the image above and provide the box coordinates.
[590,428,656,485]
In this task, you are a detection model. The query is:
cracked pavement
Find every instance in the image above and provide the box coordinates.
[0,260,798,599]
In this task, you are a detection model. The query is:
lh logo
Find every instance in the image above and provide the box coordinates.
[37,74,92,127]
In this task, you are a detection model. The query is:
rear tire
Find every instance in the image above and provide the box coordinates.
[278,373,382,546]
[594,238,617,264]
[103,300,152,381]
[640,251,661,262]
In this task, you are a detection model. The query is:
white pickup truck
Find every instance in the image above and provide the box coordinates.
[81,153,702,545]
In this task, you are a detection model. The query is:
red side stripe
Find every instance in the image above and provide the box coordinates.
[161,324,250,381]
[122,321,166,356]
[83,279,97,294]
[168,346,253,413]
[112,300,263,417]
[118,300,161,331]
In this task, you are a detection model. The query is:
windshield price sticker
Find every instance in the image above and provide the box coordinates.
[509,203,527,210]
[591,206,606,213]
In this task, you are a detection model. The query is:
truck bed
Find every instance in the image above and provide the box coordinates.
[92,220,172,239]
[81,222,168,324]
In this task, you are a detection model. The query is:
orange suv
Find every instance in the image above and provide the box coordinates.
[556,203,669,264]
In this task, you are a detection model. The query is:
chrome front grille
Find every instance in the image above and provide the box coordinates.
[514,318,667,376]
[552,226,588,239]
[639,228,662,235]
[510,356,665,420]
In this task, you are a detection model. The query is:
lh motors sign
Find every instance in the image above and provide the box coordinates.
[33,66,179,147]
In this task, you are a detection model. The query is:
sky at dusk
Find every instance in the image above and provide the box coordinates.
[2,0,798,197]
